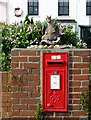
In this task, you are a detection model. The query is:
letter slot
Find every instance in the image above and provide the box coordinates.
[42,52,68,112]
[47,60,63,65]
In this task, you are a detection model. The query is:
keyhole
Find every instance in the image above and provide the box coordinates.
[53,70,57,74]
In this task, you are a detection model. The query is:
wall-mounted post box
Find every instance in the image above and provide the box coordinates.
[42,52,68,112]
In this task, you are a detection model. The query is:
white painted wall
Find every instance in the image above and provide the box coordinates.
[6,0,91,26]
[0,2,7,22]
[7,0,27,24]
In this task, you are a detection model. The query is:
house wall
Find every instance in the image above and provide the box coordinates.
[1,48,90,120]
[0,2,7,22]
[7,0,90,26]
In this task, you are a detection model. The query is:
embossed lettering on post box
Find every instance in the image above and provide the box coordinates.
[42,52,68,112]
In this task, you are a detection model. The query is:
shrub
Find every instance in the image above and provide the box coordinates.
[1,16,42,71]
[61,25,79,46]
[0,15,86,71]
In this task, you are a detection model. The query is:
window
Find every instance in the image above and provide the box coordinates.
[28,0,39,15]
[58,0,69,16]
[86,0,91,15]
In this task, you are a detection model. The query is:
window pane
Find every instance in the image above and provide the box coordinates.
[64,7,69,14]
[87,7,91,14]
[64,2,68,6]
[87,0,91,6]
[29,2,33,6]
[89,1,91,6]
[58,2,64,6]
[34,2,38,6]
[29,7,33,14]
[87,0,91,2]
[59,7,64,15]
[34,7,38,14]
[58,0,64,2]
[28,0,33,2]
[34,0,38,2]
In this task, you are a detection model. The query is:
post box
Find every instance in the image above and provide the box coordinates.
[42,52,68,112]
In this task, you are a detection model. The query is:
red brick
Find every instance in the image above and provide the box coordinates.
[69,88,74,92]
[74,75,89,80]
[72,111,88,116]
[82,81,89,86]
[2,98,11,103]
[12,99,19,104]
[12,81,28,86]
[37,51,40,55]
[74,63,89,68]
[12,93,27,98]
[11,63,19,68]
[29,80,40,86]
[74,50,90,56]
[11,57,27,62]
[69,81,81,86]
[2,112,10,117]
[29,57,40,62]
[2,92,8,97]
[11,50,19,56]
[20,110,34,116]
[74,87,88,92]
[64,117,79,120]
[69,70,81,74]
[23,75,40,81]
[22,86,36,92]
[72,100,80,104]
[20,50,36,56]
[2,103,11,107]
[12,69,28,74]
[31,69,40,74]
[69,94,80,99]
[69,100,72,104]
[1,118,10,120]
[69,105,80,110]
[2,72,10,84]
[12,111,20,116]
[29,105,37,110]
[70,57,81,62]
[55,112,71,116]
[69,63,74,68]
[82,69,90,74]
[21,98,39,104]
[69,51,74,56]
[24,63,39,68]
[13,105,27,110]
[2,108,8,112]
[11,87,19,92]
[46,118,62,120]
[31,92,40,97]
[12,74,25,83]
[83,57,90,62]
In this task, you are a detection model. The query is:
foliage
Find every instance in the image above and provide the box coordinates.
[35,103,44,120]
[1,15,42,71]
[61,25,78,46]
[0,15,86,71]
[80,91,91,112]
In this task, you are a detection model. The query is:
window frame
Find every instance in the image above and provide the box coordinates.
[86,0,91,15]
[58,0,69,16]
[28,0,39,15]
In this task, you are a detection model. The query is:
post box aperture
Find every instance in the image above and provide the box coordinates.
[42,52,68,112]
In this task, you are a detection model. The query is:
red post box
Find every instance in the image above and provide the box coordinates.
[42,52,68,112]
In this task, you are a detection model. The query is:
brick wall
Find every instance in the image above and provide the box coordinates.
[1,49,91,120]
[0,72,11,119]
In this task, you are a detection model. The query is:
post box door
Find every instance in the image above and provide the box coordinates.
[43,69,67,111]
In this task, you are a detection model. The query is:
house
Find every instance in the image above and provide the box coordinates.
[0,0,91,47]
